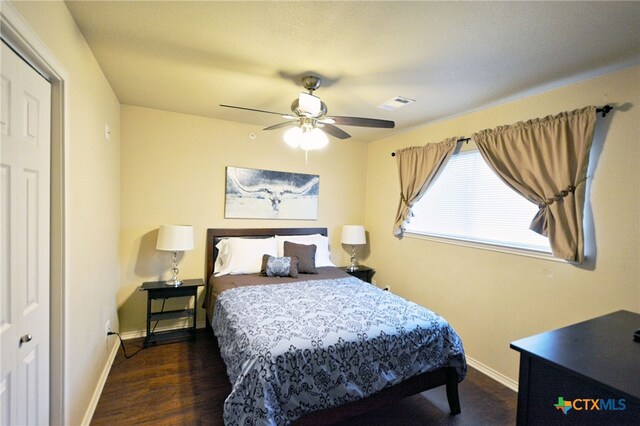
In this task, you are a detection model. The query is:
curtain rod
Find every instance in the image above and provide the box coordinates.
[390,105,612,157]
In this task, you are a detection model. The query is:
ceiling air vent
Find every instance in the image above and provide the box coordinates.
[378,96,415,111]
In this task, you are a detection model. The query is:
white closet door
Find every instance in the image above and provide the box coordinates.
[0,40,51,426]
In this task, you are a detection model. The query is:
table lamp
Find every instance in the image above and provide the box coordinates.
[341,225,366,271]
[156,224,194,286]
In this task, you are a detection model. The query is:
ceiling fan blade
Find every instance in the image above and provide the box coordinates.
[263,121,296,131]
[329,116,395,129]
[322,124,351,140]
[220,104,288,116]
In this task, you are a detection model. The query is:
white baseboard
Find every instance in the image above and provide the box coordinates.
[119,320,207,340]
[466,355,519,392]
[81,337,120,426]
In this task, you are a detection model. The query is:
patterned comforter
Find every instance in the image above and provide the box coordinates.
[212,277,466,425]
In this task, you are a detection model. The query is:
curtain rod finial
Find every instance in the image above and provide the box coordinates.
[597,104,612,117]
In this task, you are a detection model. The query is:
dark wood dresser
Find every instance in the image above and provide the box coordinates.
[510,310,640,425]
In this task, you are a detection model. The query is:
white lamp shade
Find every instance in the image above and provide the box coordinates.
[156,225,194,251]
[341,225,366,245]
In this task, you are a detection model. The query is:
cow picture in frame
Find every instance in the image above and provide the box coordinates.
[224,166,319,219]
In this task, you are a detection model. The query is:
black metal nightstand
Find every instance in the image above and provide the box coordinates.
[341,265,375,283]
[139,278,204,347]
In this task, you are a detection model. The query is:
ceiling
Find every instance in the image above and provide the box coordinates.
[65,1,640,142]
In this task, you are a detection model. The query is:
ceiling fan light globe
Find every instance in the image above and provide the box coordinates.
[283,126,302,148]
[300,128,328,151]
[312,128,328,148]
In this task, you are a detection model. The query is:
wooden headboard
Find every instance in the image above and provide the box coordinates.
[205,227,328,283]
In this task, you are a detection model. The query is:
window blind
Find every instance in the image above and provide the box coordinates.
[405,150,552,253]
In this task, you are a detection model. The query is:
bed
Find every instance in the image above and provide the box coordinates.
[204,227,466,425]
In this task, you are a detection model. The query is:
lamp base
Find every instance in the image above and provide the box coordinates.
[165,253,182,286]
[348,245,359,272]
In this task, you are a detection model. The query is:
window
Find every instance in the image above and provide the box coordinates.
[404,149,552,254]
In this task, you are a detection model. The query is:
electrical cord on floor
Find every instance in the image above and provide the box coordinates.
[107,331,144,359]
[106,297,168,359]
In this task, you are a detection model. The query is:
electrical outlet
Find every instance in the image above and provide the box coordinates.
[105,320,111,337]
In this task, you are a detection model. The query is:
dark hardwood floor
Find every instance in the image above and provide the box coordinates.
[92,329,516,425]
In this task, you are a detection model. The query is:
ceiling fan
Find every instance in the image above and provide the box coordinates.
[220,75,395,143]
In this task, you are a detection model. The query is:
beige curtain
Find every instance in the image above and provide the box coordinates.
[393,137,458,237]
[473,106,597,263]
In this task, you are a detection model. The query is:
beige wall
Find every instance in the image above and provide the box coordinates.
[365,65,640,383]
[119,105,368,333]
[10,1,121,424]
[9,1,639,420]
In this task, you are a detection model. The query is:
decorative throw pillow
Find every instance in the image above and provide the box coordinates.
[260,255,299,278]
[283,241,317,274]
[275,234,335,267]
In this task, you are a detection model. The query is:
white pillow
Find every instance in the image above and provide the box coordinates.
[215,237,278,276]
[275,234,335,267]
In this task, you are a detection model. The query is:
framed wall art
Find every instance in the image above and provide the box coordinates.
[225,166,319,219]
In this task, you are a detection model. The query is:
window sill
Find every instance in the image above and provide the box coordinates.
[404,231,567,263]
